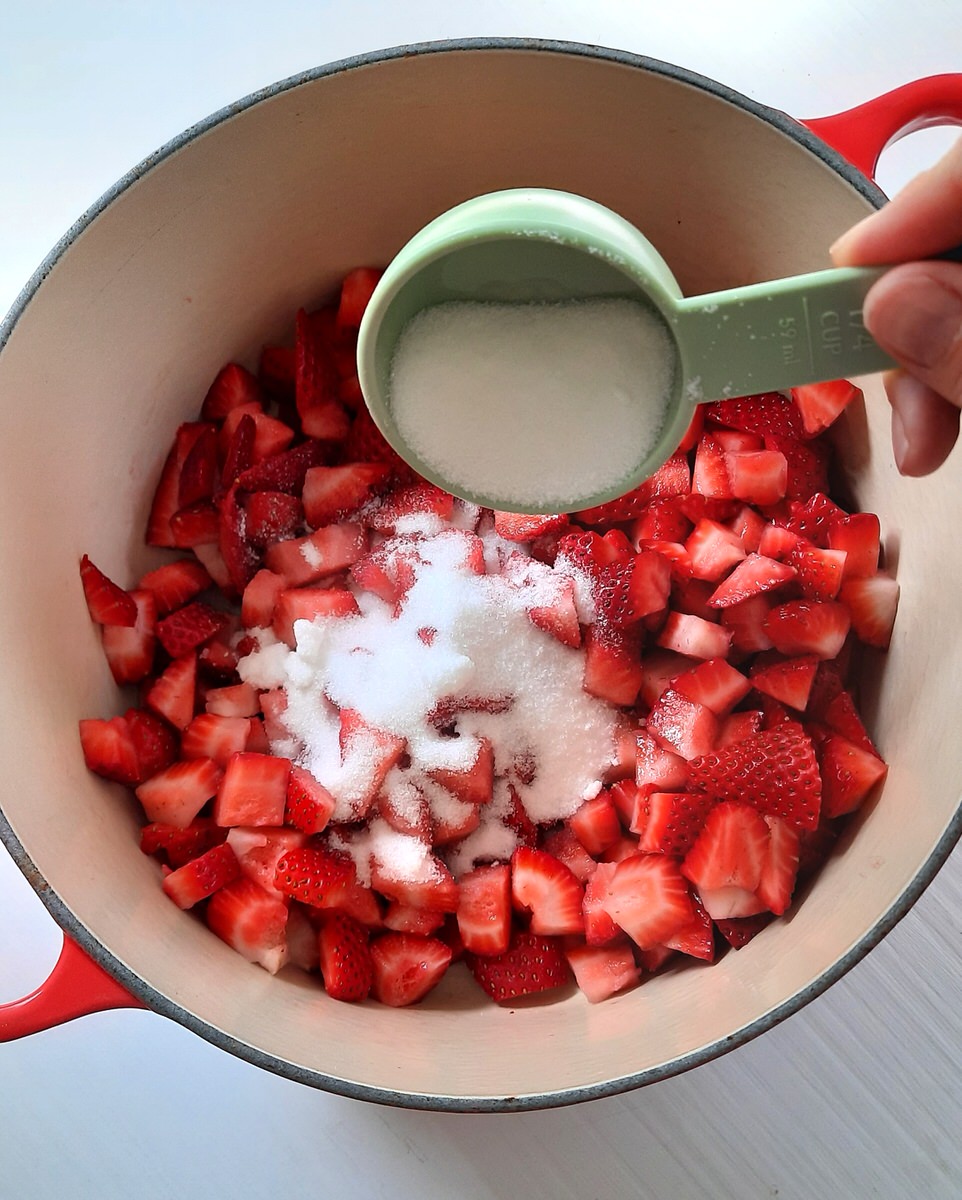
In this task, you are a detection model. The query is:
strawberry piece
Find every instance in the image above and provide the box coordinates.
[527,576,582,648]
[273,844,357,906]
[302,462,392,527]
[124,706,178,780]
[582,861,622,945]
[728,504,766,553]
[685,519,746,581]
[146,423,214,547]
[272,586,360,648]
[635,728,690,792]
[663,895,715,960]
[285,905,321,971]
[370,932,453,1006]
[138,559,212,616]
[758,523,803,561]
[821,689,880,757]
[692,435,733,499]
[456,863,512,955]
[714,912,773,948]
[827,512,880,579]
[565,942,640,1003]
[264,522,367,586]
[206,876,289,974]
[224,404,296,464]
[135,757,224,827]
[383,904,446,936]
[201,363,263,420]
[237,439,329,495]
[541,825,599,882]
[258,345,296,399]
[576,452,691,523]
[226,826,306,896]
[241,568,286,628]
[220,411,257,492]
[336,709,407,820]
[156,600,229,658]
[630,497,692,543]
[705,391,805,441]
[342,407,413,475]
[707,554,796,608]
[839,573,899,648]
[178,426,219,508]
[639,647,692,707]
[317,877,384,927]
[79,555,137,626]
[370,855,460,913]
[790,379,861,437]
[101,589,157,684]
[582,626,644,707]
[244,491,303,548]
[511,847,585,935]
[366,483,455,534]
[765,435,830,501]
[602,853,694,949]
[182,713,252,767]
[688,724,822,830]
[657,611,731,661]
[214,752,291,827]
[169,502,220,548]
[673,657,750,715]
[723,449,788,506]
[634,790,715,856]
[719,594,776,654]
[336,267,383,330]
[786,492,847,546]
[819,734,889,818]
[568,792,621,856]
[763,599,850,660]
[466,930,570,1003]
[217,484,260,594]
[162,843,240,909]
[140,817,226,867]
[681,800,770,920]
[427,737,494,807]
[749,653,819,711]
[493,511,569,541]
[716,709,763,748]
[78,716,140,784]
[285,765,336,834]
[756,816,800,915]
[787,541,847,601]
[205,681,259,718]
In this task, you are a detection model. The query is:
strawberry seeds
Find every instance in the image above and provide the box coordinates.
[78,268,897,1008]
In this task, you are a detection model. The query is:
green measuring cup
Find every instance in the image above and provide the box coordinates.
[356,188,895,515]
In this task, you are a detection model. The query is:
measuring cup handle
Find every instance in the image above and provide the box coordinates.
[803,74,962,181]
[0,933,145,1041]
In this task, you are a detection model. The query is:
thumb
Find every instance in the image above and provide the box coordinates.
[863,262,962,407]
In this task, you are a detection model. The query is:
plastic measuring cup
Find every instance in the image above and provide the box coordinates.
[356,188,896,514]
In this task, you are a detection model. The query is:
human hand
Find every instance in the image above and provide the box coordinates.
[830,134,962,475]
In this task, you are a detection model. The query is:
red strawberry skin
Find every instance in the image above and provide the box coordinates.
[319,911,374,1002]
[273,846,357,906]
[466,930,571,1004]
[79,555,137,626]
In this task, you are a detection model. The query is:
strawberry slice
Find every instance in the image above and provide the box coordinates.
[427,737,494,807]
[220,412,256,492]
[756,816,800,915]
[182,713,252,767]
[787,541,847,601]
[456,863,512,956]
[821,689,881,757]
[370,932,453,1006]
[78,716,140,784]
[178,425,219,507]
[705,391,805,441]
[146,422,214,547]
[244,491,303,548]
[258,345,296,399]
[162,843,240,909]
[135,757,224,827]
[236,439,329,495]
[565,942,640,1003]
[685,518,746,581]
[466,930,570,1003]
[124,706,178,780]
[201,363,263,420]
[218,484,261,594]
[226,826,306,896]
[786,492,847,546]
[707,554,796,608]
[274,845,357,906]
[316,912,371,998]
[214,752,291,827]
[568,792,621,856]
[601,853,694,949]
[79,555,137,626]
[101,589,157,684]
[138,559,212,616]
[635,729,689,793]
[763,599,850,659]
[370,854,460,913]
[839,573,899,649]
[634,790,715,856]
[692,435,733,499]
[749,653,819,711]
[206,876,290,974]
[493,511,569,542]
[156,600,230,658]
[681,801,771,919]
[285,765,336,835]
[241,568,286,628]
[790,379,861,437]
[511,847,585,936]
[302,462,393,527]
[139,818,227,868]
[819,734,889,817]
[542,825,599,882]
[688,724,822,829]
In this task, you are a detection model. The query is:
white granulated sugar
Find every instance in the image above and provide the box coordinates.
[389,298,675,510]
[238,525,619,877]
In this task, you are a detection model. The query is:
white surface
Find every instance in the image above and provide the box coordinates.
[1,4,961,1198]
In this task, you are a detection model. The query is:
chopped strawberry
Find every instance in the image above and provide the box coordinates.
[688,724,822,830]
[370,856,460,913]
[272,586,360,648]
[723,449,787,506]
[839,573,899,649]
[244,491,303,548]
[302,462,392,527]
[285,765,336,835]
[124,706,178,780]
[715,912,773,948]
[178,425,219,508]
[634,790,715,856]
[681,801,770,919]
[749,653,819,711]
[657,611,732,661]
[707,554,796,608]
[673,657,750,715]
[787,541,847,601]
[241,568,286,628]
[763,599,850,660]
[791,379,861,437]
[237,439,330,496]
[169,502,220,548]
[756,816,800,915]
[527,576,582,648]
[646,688,720,761]
[827,512,880,579]
[582,861,622,945]
[78,716,140,785]
[576,452,691,523]
[685,518,746,581]
[135,757,224,827]
[716,709,763,748]
[336,267,383,330]
[719,594,776,653]
[601,853,694,949]
[220,412,256,492]
[162,843,240,909]
[367,483,455,534]
[427,737,494,806]
[511,847,585,936]
[155,600,229,658]
[146,423,214,547]
[541,825,599,882]
[568,792,621,856]
[565,942,640,1003]
[205,681,260,718]
[705,391,805,441]
[140,817,227,868]
[663,895,715,961]
[370,932,452,1006]
[79,555,137,626]
[493,511,569,541]
[765,435,830,501]
[264,522,367,586]
[692,435,733,499]
[466,930,570,1003]
[214,752,291,827]
[821,689,880,757]
[456,863,512,955]
[635,729,690,793]
[273,844,357,906]
[639,647,693,708]
[138,559,212,615]
[201,363,263,420]
[819,734,889,818]
[786,492,847,546]
[206,876,290,974]
[383,904,446,936]
[101,588,157,684]
[182,713,252,767]
[582,626,644,707]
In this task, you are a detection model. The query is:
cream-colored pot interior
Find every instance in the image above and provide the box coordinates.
[1,43,959,1110]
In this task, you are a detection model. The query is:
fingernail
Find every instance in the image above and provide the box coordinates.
[870,274,962,368]
[891,404,909,472]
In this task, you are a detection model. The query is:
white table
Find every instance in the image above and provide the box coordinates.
[2,4,961,1197]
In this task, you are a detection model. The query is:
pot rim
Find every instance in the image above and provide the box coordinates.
[2,36,950,1114]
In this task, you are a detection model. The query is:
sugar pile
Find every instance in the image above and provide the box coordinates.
[389,297,675,511]
[238,524,618,883]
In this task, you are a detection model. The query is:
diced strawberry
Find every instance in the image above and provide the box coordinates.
[155,600,229,658]
[670,576,717,621]
[369,933,452,1006]
[727,504,766,553]
[336,709,407,820]
[827,512,880,579]
[582,626,644,707]
[431,796,481,845]
[723,449,788,506]
[565,942,640,1003]
[749,653,819,711]
[756,816,800,915]
[124,706,178,780]
[466,930,570,1003]
[601,834,643,863]
[169,503,220,548]
[511,847,585,936]
[647,687,721,761]
[787,541,847,601]
[219,412,256,492]
[225,826,306,897]
[302,463,392,527]
[146,423,213,547]
[766,435,831,502]
[758,523,803,561]
[135,757,224,827]
[99,588,157,685]
[285,765,336,834]
[79,555,137,626]
[716,709,763,748]
[685,519,746,581]
[317,910,374,1001]
[634,790,715,856]
[838,573,899,649]
[763,599,850,659]
[236,440,329,497]
[138,559,212,616]
[162,843,241,909]
[139,817,227,868]
[272,844,356,907]
[673,657,750,715]
[206,876,289,974]
[336,267,383,330]
[582,860,622,945]
[214,752,291,827]
[182,713,252,767]
[636,729,690,793]
[821,689,880,757]
[712,428,763,453]
[204,681,259,718]
[692,435,733,499]
[427,737,494,806]
[568,793,621,856]
[264,522,367,586]
[707,554,796,608]
[714,912,773,948]
[201,363,263,420]
[638,647,691,707]
[78,716,140,785]
[681,800,770,920]
[240,568,286,628]
[221,403,295,464]
[258,344,296,399]
[705,391,805,441]
[576,452,691,523]
[688,724,822,829]
[630,497,693,544]
[541,826,599,883]
[285,904,321,971]
[244,491,303,548]
[316,877,384,927]
[370,855,460,913]
[383,904,446,936]
[456,863,512,955]
[602,853,694,949]
[637,944,677,972]
[342,407,413,476]
[640,539,693,579]
[527,577,582,649]
[719,594,776,654]
[791,379,861,437]
[663,895,715,961]
[272,586,360,648]
[178,426,219,508]
[365,483,455,534]
[819,734,889,818]
[657,611,731,661]
[493,511,569,541]
[786,492,847,546]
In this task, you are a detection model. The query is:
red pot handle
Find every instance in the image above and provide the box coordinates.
[0,934,145,1040]
[803,74,962,182]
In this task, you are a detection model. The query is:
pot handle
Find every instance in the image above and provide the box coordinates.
[0,934,145,1040]
[803,74,962,181]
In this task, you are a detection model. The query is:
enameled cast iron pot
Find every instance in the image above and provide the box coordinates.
[1,40,961,1112]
